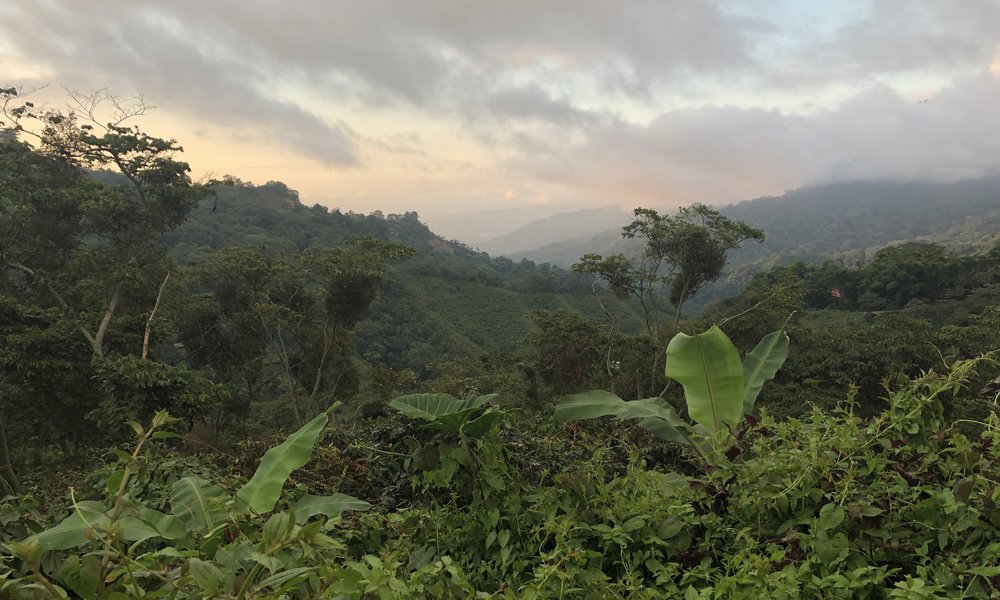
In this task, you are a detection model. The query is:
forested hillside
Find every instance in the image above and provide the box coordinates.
[502,178,1000,316]
[2,100,1000,598]
[510,177,1000,265]
[164,179,650,372]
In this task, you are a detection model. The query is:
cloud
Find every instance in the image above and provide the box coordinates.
[1,1,361,165]
[0,1,753,122]
[753,0,1000,90]
[1,0,998,213]
[824,0,1000,75]
[512,72,1000,207]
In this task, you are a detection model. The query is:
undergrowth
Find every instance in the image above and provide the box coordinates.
[2,359,1000,598]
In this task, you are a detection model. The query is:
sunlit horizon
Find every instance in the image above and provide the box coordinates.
[3,1,999,224]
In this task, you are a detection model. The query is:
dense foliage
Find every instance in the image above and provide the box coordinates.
[3,357,999,598]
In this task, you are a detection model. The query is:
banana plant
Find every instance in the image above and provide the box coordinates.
[389,393,508,437]
[15,405,369,599]
[554,326,789,464]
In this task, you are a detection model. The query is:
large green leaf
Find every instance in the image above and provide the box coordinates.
[60,555,101,600]
[291,493,371,524]
[257,567,316,591]
[25,501,179,551]
[741,330,790,414]
[554,391,691,444]
[25,501,110,551]
[461,410,508,438]
[389,393,495,433]
[170,476,230,532]
[237,411,329,514]
[132,506,187,541]
[664,326,744,433]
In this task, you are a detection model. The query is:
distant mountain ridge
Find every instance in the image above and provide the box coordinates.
[475,206,629,257]
[422,202,584,245]
[501,177,1000,267]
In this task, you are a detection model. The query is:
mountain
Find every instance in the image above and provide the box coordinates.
[509,176,1000,268]
[475,206,629,258]
[421,202,584,246]
[162,175,1000,370]
[720,177,1000,261]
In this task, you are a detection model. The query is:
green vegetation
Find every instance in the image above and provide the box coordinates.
[3,90,1000,597]
[556,326,789,464]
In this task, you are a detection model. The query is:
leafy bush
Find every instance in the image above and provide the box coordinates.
[1,407,369,599]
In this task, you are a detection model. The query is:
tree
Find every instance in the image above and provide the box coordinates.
[573,205,763,394]
[860,243,953,308]
[1,87,210,357]
[177,239,413,430]
[0,88,211,452]
[574,205,764,334]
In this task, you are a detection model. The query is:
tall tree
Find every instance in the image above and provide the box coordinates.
[0,88,211,452]
[574,205,764,334]
[573,205,763,394]
[1,88,209,357]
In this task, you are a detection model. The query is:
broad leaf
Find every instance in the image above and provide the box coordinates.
[292,493,370,524]
[664,326,744,433]
[554,390,627,421]
[170,476,230,532]
[188,557,226,595]
[24,501,175,550]
[389,393,495,433]
[132,506,187,541]
[742,330,789,414]
[237,411,329,514]
[26,501,109,551]
[554,391,690,443]
[461,410,507,437]
[60,555,101,600]
[636,416,691,445]
[118,510,184,545]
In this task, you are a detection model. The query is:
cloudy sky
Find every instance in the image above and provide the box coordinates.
[2,0,999,220]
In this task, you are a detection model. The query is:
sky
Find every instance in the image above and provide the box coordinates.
[2,0,999,222]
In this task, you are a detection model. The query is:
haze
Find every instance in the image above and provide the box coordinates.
[2,0,999,228]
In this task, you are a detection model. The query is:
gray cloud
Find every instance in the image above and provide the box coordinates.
[1,1,753,120]
[513,72,1000,207]
[756,0,1000,89]
[1,0,999,207]
[2,1,361,165]
[825,0,1000,75]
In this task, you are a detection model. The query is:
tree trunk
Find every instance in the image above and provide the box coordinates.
[142,272,171,360]
[90,287,121,358]
[307,322,336,416]
[0,413,19,495]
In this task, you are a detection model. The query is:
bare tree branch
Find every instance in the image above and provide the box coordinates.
[142,271,171,360]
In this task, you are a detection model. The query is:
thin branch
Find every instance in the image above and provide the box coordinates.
[274,326,302,426]
[0,84,48,140]
[142,271,171,360]
[308,321,336,412]
[0,411,18,495]
[65,87,155,129]
[717,281,802,328]
[7,260,99,348]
